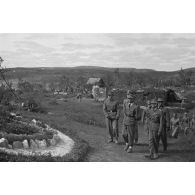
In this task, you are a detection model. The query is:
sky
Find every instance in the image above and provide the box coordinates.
[0,33,195,71]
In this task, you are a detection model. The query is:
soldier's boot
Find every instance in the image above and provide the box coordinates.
[144,152,153,159]
[107,138,113,143]
[151,153,159,160]
[163,146,167,152]
[127,146,133,153]
[124,143,129,151]
[162,138,167,152]
[134,139,138,145]
[114,137,119,144]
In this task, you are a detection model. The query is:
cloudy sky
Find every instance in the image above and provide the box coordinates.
[0,33,195,71]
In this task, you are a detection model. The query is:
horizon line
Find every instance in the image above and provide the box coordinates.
[4,65,192,72]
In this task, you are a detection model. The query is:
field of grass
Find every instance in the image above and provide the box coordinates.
[1,92,195,161]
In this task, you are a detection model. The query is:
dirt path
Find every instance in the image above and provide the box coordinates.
[44,97,195,162]
[67,119,195,161]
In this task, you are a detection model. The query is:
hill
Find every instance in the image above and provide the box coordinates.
[3,66,195,86]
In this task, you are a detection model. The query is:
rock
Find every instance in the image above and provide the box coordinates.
[30,139,38,150]
[22,140,29,149]
[13,141,23,149]
[48,135,61,146]
[0,138,9,148]
[32,119,37,124]
[53,134,61,144]
[48,138,57,146]
[35,139,47,149]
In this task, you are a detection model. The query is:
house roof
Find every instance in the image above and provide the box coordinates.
[87,78,102,85]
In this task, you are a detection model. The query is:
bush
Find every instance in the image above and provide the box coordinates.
[2,122,39,135]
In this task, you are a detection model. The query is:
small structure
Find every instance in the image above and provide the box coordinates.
[87,78,106,101]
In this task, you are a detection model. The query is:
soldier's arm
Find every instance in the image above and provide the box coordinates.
[158,111,164,135]
[166,109,170,130]
[141,109,146,124]
[103,101,109,118]
[136,106,141,121]
[116,101,120,119]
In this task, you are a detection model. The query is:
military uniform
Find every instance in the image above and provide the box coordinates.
[134,121,139,143]
[122,98,140,150]
[158,106,170,151]
[181,113,190,135]
[103,97,119,142]
[142,107,151,134]
[148,107,163,158]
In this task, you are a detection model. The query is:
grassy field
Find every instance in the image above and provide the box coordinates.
[9,94,193,162]
[1,91,195,161]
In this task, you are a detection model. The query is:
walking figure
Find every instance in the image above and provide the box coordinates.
[145,99,163,160]
[157,98,170,152]
[103,91,120,144]
[122,90,140,153]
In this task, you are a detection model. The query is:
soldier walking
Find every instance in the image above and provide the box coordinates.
[122,90,140,153]
[181,112,190,135]
[157,98,170,152]
[142,100,151,134]
[103,91,120,144]
[145,99,163,160]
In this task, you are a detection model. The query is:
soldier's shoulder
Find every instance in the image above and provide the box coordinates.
[103,98,108,104]
[115,100,119,105]
[123,99,128,103]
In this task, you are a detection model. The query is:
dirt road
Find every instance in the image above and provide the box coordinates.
[55,98,195,162]
[33,97,194,162]
[67,119,194,162]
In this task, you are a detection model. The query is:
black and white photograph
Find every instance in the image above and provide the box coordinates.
[0,33,194,162]
[1,1,195,195]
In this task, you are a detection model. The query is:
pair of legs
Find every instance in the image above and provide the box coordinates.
[158,129,167,151]
[134,122,138,143]
[122,124,136,152]
[148,130,159,158]
[105,118,119,143]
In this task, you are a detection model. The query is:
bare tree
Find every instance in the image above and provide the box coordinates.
[178,68,192,87]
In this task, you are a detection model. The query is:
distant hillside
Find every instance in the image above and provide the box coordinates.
[73,66,156,73]
[3,66,195,85]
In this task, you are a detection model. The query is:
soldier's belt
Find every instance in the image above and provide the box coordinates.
[108,110,117,113]
[150,120,160,123]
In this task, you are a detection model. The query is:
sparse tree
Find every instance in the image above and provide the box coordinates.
[178,68,192,87]
[59,75,71,91]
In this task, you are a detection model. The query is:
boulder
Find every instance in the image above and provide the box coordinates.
[53,134,61,144]
[48,138,57,146]
[0,138,9,148]
[35,139,47,149]
[30,139,38,150]
[13,141,23,149]
[22,140,29,149]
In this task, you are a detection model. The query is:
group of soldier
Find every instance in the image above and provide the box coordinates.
[103,90,170,160]
[170,111,195,138]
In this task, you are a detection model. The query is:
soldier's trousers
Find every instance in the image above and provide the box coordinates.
[122,124,136,147]
[134,122,138,143]
[158,129,167,151]
[149,130,159,155]
[144,122,150,134]
[105,118,119,140]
